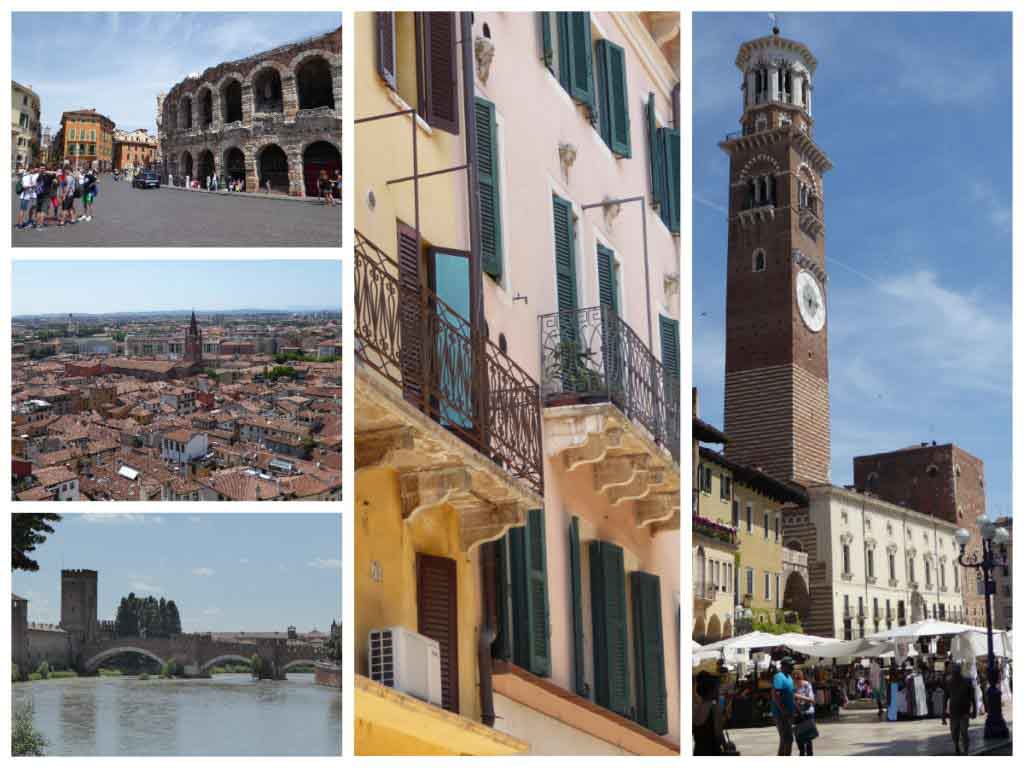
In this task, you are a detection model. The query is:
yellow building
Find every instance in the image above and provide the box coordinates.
[355,11,680,756]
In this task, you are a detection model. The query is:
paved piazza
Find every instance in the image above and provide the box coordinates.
[12,178,341,247]
[727,710,1013,756]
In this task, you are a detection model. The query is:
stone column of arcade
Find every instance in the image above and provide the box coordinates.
[283,75,299,122]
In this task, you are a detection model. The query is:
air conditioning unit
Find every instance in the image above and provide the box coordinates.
[368,626,442,707]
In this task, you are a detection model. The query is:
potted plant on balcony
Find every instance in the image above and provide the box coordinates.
[545,340,605,406]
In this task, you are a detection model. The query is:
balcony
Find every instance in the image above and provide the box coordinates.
[539,306,680,530]
[354,230,543,551]
[694,515,738,547]
[694,581,720,604]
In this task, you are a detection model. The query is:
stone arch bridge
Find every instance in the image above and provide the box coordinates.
[78,634,318,680]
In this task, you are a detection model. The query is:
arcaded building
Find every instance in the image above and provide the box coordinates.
[159,24,341,196]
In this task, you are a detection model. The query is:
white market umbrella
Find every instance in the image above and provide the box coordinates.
[866,619,975,642]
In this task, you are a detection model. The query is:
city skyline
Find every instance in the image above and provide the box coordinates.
[13,513,342,633]
[693,12,1012,517]
[12,12,342,136]
[12,260,342,316]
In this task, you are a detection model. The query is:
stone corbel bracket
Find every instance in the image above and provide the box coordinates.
[593,454,647,493]
[635,493,678,528]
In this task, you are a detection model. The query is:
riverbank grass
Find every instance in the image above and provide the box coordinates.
[12,704,46,756]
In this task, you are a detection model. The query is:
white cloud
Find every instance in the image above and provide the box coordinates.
[239,558,250,564]
[693,194,729,216]
[307,558,343,570]
[80,513,164,525]
[131,581,162,594]
[202,607,221,616]
[891,45,997,107]
[191,567,215,577]
[969,180,1012,234]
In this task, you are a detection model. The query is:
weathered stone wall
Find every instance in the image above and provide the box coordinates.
[160,25,342,197]
[27,627,74,670]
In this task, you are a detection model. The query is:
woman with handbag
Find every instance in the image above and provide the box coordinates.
[793,669,818,756]
[693,671,730,755]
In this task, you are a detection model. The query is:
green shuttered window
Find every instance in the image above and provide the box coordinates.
[596,39,631,157]
[589,540,630,717]
[647,92,680,234]
[474,97,503,280]
[508,508,551,677]
[540,12,594,111]
[631,571,668,734]
[552,194,578,317]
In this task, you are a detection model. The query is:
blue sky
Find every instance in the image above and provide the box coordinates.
[12,12,341,135]
[12,260,341,316]
[693,13,1012,517]
[13,513,341,632]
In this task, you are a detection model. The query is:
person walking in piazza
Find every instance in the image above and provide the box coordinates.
[693,670,728,755]
[16,165,38,229]
[771,657,797,756]
[792,668,818,756]
[944,662,977,755]
[59,167,77,227]
[81,168,97,222]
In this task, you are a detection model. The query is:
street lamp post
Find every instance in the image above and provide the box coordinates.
[955,515,1010,740]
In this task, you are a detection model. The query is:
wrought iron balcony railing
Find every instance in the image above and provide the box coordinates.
[539,305,680,462]
[355,231,544,495]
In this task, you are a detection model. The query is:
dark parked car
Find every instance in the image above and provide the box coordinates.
[133,171,161,189]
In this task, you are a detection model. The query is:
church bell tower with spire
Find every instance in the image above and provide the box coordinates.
[184,310,203,367]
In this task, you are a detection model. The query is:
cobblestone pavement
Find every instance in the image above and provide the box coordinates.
[12,178,342,247]
[726,710,1012,756]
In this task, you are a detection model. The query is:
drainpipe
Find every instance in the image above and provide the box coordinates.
[479,540,498,727]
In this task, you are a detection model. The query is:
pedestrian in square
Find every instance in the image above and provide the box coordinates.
[944,663,976,755]
[771,657,797,756]
[16,166,38,229]
[332,169,342,203]
[318,169,332,206]
[81,169,97,222]
[33,167,54,228]
[59,169,77,227]
[693,670,727,755]
[793,668,817,756]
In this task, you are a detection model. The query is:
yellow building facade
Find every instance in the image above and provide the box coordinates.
[355,11,680,756]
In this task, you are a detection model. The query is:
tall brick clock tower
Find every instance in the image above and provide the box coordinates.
[720,28,833,486]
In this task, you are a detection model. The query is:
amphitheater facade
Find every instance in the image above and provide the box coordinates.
[158,25,341,197]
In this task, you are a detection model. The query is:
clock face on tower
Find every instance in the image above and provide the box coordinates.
[796,270,826,332]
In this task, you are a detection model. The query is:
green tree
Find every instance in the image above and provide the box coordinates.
[35,661,49,680]
[12,514,62,572]
[250,654,265,679]
[156,597,168,638]
[12,704,46,756]
[165,600,182,635]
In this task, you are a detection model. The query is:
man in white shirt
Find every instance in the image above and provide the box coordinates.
[17,167,39,229]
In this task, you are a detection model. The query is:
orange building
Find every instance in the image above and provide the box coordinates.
[113,128,158,171]
[56,109,115,170]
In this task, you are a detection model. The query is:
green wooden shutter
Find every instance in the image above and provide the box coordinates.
[589,540,630,717]
[596,244,618,313]
[659,315,679,377]
[538,12,553,71]
[375,13,397,90]
[596,40,631,157]
[493,534,513,661]
[646,93,664,206]
[564,12,595,109]
[569,517,587,697]
[552,194,578,316]
[509,509,551,677]
[474,97,503,280]
[658,127,680,233]
[631,571,668,734]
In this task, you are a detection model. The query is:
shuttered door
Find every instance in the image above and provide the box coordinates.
[569,517,587,697]
[631,571,668,734]
[553,194,579,388]
[509,509,551,677]
[417,12,459,134]
[646,93,664,207]
[659,315,679,377]
[596,244,618,313]
[589,540,630,717]
[416,553,459,713]
[596,40,631,157]
[493,535,513,661]
[376,12,397,89]
[397,221,424,408]
[475,97,503,280]
[565,12,595,108]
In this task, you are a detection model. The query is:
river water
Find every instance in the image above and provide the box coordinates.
[12,673,341,756]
